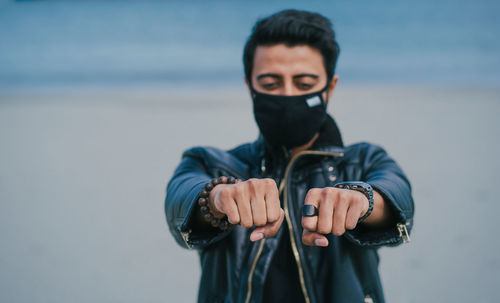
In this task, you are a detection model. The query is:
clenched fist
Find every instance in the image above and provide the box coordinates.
[209,178,285,242]
[301,187,370,247]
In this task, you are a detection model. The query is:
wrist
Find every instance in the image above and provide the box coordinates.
[198,176,238,230]
[208,184,229,218]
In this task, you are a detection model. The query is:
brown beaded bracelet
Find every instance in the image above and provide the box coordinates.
[198,176,238,231]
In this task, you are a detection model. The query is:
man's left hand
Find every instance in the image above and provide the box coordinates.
[301,187,369,247]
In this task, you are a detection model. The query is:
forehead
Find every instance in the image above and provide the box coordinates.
[252,44,326,77]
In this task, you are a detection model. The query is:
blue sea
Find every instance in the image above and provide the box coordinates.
[0,0,499,92]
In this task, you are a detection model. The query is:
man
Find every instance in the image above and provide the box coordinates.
[165,9,414,303]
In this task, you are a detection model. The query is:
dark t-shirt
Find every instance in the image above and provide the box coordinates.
[262,223,306,303]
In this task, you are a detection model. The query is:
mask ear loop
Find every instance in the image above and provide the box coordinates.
[322,80,331,107]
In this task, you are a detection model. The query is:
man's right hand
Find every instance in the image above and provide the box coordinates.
[208,178,284,242]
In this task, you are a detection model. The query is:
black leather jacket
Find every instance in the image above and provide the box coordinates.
[165,133,414,303]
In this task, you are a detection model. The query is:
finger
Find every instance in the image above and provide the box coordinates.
[210,184,230,215]
[317,188,335,234]
[250,197,267,226]
[234,185,253,228]
[250,208,284,241]
[221,197,240,225]
[213,186,238,220]
[247,179,266,226]
[345,203,362,230]
[332,193,348,236]
[302,188,321,231]
[264,180,280,223]
[302,230,328,247]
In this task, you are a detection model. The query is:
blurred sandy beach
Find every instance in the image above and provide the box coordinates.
[1,84,499,302]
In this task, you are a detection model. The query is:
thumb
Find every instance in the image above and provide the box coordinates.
[250,208,285,242]
[302,230,329,247]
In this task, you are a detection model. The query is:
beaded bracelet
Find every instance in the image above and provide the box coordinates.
[198,176,238,231]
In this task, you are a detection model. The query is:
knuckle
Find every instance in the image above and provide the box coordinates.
[337,189,346,199]
[317,219,331,234]
[346,221,357,230]
[267,211,279,223]
[326,187,336,195]
[241,219,252,228]
[332,227,345,236]
[318,226,330,235]
[322,187,335,200]
[254,217,266,226]
[248,178,259,188]
[227,213,239,224]
[308,188,320,196]
[301,219,315,231]
[264,178,276,187]
[238,184,248,196]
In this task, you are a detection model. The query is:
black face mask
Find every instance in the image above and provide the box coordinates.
[251,84,329,149]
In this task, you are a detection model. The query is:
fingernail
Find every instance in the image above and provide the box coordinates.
[314,239,328,246]
[252,232,264,241]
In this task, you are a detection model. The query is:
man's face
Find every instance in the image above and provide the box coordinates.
[249,44,338,101]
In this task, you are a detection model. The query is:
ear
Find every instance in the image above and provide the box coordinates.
[325,75,339,104]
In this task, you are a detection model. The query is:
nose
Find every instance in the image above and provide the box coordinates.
[280,80,295,96]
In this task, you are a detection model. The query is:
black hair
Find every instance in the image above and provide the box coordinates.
[243,9,340,83]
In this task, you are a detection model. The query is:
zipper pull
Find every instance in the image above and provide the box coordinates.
[397,222,411,243]
[261,158,266,176]
[181,229,192,248]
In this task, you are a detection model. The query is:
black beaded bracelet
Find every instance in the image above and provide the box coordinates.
[198,176,238,231]
[334,182,374,223]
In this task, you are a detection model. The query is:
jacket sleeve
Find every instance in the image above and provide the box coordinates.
[165,149,233,250]
[343,143,414,248]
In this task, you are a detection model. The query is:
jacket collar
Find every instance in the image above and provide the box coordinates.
[311,114,344,149]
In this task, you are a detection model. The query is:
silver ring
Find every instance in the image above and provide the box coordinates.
[302,204,319,217]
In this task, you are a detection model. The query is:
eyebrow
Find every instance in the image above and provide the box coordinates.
[256,73,280,80]
[293,73,319,79]
[256,73,319,80]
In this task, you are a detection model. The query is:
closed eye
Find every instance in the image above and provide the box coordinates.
[297,83,314,90]
[261,83,278,89]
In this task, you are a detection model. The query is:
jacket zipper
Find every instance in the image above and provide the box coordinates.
[244,238,266,303]
[244,149,343,303]
[280,150,343,303]
[244,158,272,303]
[397,222,411,243]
